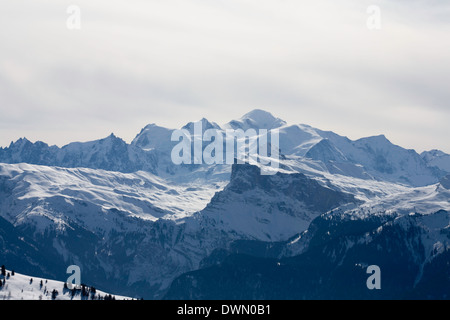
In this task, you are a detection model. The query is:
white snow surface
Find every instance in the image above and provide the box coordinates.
[223,109,287,131]
[0,162,225,233]
[0,269,132,300]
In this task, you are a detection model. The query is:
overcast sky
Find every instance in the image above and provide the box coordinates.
[1,0,449,153]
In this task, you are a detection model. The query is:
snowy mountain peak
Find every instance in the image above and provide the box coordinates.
[100,133,123,143]
[421,149,447,159]
[225,109,287,131]
[64,133,126,149]
[11,137,29,144]
[356,134,391,146]
[143,123,158,130]
[182,118,222,132]
[242,109,278,121]
[7,137,36,149]
[131,123,174,151]
[421,149,450,173]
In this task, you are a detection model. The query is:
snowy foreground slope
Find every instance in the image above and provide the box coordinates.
[0,269,132,300]
[0,110,449,299]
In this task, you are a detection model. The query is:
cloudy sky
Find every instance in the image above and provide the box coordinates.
[1,0,449,153]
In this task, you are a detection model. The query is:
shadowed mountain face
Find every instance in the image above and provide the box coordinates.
[226,163,356,213]
[195,163,358,242]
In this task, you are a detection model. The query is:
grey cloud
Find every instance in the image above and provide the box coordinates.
[0,0,449,152]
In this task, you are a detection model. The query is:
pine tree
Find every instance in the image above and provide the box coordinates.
[51,289,58,300]
[89,286,96,300]
[1,265,5,276]
[81,284,88,298]
[11,270,14,276]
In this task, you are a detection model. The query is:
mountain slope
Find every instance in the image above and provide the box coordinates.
[194,163,357,241]
[302,129,442,186]
[0,268,132,300]
[224,109,286,131]
[165,209,450,300]
[422,150,450,172]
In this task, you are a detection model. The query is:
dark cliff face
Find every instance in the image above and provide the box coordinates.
[225,163,357,213]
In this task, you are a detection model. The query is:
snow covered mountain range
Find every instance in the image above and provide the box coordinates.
[0,109,449,299]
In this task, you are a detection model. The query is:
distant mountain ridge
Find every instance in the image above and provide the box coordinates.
[0,134,157,174]
[1,109,449,187]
